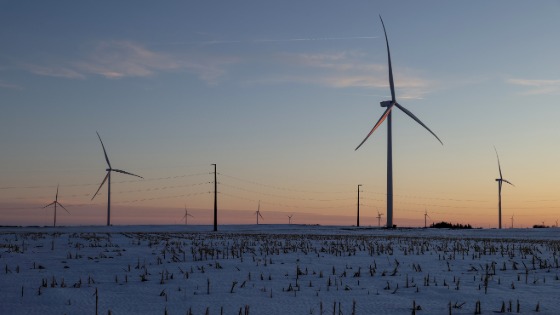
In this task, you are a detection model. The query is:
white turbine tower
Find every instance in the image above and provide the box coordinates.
[424,209,430,228]
[355,16,443,228]
[92,132,143,226]
[43,184,69,227]
[376,210,384,227]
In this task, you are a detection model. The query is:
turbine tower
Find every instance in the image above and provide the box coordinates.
[255,200,263,225]
[376,210,384,227]
[182,204,194,225]
[356,16,443,228]
[494,147,514,229]
[92,132,143,226]
[43,184,69,227]
[424,209,430,228]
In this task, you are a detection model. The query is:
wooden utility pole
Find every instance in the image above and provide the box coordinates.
[357,184,362,227]
[212,164,217,231]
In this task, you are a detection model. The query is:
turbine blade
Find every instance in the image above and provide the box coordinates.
[55,184,59,201]
[494,146,503,179]
[112,169,143,179]
[91,172,109,200]
[96,132,112,169]
[394,103,443,145]
[57,202,70,214]
[188,214,194,217]
[355,103,395,150]
[379,15,396,102]
[259,212,264,219]
[43,202,55,208]
[502,179,514,187]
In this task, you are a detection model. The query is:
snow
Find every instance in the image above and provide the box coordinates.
[1,225,559,314]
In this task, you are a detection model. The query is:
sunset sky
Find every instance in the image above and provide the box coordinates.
[1,1,560,228]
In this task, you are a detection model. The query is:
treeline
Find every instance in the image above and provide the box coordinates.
[430,221,473,229]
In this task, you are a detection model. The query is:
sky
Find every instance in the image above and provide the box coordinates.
[1,1,560,228]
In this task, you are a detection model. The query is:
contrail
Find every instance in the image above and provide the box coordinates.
[202,36,378,45]
[156,36,378,47]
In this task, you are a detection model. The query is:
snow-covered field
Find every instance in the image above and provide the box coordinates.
[1,225,559,314]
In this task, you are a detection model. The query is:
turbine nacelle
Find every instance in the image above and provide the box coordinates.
[380,100,393,107]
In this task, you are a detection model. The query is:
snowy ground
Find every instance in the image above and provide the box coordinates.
[1,225,559,314]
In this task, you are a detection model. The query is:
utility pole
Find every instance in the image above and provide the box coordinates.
[357,184,362,227]
[212,164,217,231]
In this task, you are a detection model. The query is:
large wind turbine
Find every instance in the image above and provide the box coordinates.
[355,16,443,228]
[92,132,143,226]
[43,184,69,227]
[494,147,514,229]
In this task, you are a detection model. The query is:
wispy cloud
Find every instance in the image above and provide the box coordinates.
[245,51,434,99]
[0,81,23,90]
[22,40,238,84]
[74,41,181,79]
[507,78,560,95]
[23,64,85,79]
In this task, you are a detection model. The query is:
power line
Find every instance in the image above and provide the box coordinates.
[0,172,209,190]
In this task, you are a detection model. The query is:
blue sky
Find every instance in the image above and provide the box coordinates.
[1,1,560,227]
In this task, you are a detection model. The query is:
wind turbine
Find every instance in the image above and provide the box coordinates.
[510,214,514,229]
[424,209,430,228]
[92,132,143,226]
[43,184,70,227]
[182,204,194,225]
[287,214,293,224]
[255,200,263,225]
[494,147,514,229]
[355,16,443,229]
[376,210,384,227]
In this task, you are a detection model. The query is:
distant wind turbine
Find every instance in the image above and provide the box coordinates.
[92,132,143,226]
[355,16,443,229]
[510,214,514,229]
[43,184,69,227]
[255,200,263,225]
[287,214,293,224]
[494,147,514,229]
[424,209,430,228]
[376,210,384,227]
[182,204,194,225]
